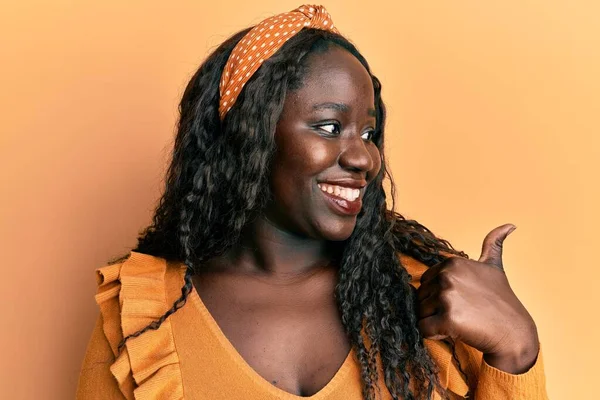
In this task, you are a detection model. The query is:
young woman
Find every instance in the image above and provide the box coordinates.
[77,5,548,399]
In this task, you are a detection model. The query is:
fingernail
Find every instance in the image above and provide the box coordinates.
[508,225,517,234]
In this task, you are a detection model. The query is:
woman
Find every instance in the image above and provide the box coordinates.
[77,5,548,400]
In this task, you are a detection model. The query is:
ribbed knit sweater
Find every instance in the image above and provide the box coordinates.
[77,252,548,399]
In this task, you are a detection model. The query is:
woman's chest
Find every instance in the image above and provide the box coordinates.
[187,271,353,397]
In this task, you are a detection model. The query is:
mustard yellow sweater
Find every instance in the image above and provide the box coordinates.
[77,252,548,399]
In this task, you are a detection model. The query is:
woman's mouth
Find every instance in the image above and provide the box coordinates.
[317,183,363,216]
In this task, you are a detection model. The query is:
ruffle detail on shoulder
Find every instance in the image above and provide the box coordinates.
[95,252,184,400]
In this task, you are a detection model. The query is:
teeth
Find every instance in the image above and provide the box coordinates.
[317,183,361,202]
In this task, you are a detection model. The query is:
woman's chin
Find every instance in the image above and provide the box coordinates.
[316,219,357,242]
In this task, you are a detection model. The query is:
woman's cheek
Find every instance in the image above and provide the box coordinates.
[369,147,382,178]
[305,140,335,169]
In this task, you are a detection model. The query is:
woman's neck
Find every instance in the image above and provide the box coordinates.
[215,214,339,278]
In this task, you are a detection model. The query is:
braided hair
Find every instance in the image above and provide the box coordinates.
[115,27,471,400]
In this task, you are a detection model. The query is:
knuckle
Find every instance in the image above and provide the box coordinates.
[443,257,459,268]
[438,270,457,289]
[438,289,453,306]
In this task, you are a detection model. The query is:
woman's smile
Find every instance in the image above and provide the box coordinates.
[317,182,365,216]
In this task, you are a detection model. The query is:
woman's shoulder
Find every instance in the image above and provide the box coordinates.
[95,251,184,318]
[95,252,168,309]
[94,251,188,353]
[91,251,186,399]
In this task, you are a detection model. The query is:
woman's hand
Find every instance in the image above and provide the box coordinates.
[416,224,540,374]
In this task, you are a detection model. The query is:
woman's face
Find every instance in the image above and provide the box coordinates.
[267,45,382,241]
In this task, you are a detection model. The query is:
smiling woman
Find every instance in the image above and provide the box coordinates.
[270,46,381,239]
[76,4,548,400]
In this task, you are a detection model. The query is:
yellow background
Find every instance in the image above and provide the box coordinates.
[2,1,596,398]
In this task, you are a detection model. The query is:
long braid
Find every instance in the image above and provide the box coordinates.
[117,181,199,352]
[118,28,472,399]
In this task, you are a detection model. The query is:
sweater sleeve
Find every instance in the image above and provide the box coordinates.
[474,342,548,399]
[76,313,128,400]
[457,340,549,399]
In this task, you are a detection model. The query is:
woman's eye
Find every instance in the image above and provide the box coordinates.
[318,123,340,135]
[361,130,375,141]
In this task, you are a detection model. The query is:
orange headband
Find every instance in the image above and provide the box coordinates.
[218,4,339,120]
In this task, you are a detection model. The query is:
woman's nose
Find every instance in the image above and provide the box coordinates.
[338,134,374,173]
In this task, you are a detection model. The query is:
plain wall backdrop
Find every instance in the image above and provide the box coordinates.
[2,1,597,398]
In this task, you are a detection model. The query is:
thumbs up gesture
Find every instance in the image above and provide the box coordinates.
[416,224,540,373]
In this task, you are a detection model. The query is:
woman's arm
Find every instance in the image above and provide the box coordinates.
[400,225,550,399]
[459,340,548,399]
[414,224,550,399]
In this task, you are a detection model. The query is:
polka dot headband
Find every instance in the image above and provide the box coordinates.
[218,4,339,120]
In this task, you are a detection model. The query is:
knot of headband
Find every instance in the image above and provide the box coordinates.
[218,4,339,120]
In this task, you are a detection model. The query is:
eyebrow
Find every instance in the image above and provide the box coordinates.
[312,102,377,117]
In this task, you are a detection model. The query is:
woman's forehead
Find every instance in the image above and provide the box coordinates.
[288,48,375,110]
[303,47,371,86]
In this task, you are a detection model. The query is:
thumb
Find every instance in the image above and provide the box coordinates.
[478,224,516,269]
